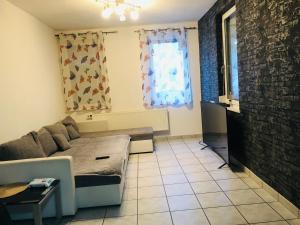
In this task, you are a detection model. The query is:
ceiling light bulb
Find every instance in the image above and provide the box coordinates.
[102,6,113,18]
[120,14,126,22]
[130,10,139,20]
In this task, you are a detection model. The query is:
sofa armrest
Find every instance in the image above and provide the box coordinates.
[0,156,76,216]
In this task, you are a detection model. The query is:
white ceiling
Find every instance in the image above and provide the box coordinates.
[8,0,216,31]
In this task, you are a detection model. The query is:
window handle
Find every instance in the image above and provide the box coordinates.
[221,65,225,74]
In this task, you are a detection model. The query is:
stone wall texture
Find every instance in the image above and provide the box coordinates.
[199,0,300,208]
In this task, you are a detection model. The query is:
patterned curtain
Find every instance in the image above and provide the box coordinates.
[139,28,192,108]
[58,32,111,112]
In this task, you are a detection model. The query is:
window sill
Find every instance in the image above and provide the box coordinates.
[219,96,240,113]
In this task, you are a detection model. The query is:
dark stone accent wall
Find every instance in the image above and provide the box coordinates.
[199,0,300,208]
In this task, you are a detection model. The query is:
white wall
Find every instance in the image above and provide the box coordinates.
[0,0,65,143]
[69,22,202,136]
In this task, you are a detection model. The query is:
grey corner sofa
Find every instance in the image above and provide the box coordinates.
[0,116,131,219]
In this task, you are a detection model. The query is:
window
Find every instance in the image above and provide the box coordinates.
[152,42,185,94]
[139,29,192,108]
[221,6,240,110]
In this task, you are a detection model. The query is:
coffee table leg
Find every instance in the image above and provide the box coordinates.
[55,186,62,219]
[33,204,43,225]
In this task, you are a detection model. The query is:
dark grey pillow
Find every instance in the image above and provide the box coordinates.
[45,122,70,141]
[37,128,58,156]
[52,134,71,151]
[62,116,79,132]
[0,132,46,161]
[66,125,80,140]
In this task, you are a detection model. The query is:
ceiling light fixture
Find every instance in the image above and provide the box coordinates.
[96,0,141,22]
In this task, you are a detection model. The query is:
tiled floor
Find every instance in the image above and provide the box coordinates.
[16,137,299,225]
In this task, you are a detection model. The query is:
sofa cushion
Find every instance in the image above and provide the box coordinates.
[45,122,70,141]
[0,132,46,161]
[66,125,80,140]
[37,128,58,156]
[52,134,71,151]
[62,116,79,132]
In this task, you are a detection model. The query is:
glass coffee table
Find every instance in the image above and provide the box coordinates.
[0,180,62,225]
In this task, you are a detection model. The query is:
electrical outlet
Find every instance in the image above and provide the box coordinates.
[86,114,93,120]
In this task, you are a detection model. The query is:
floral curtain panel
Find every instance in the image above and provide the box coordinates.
[139,28,192,108]
[58,32,111,112]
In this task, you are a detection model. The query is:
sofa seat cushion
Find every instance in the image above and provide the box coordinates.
[51,135,130,188]
[80,127,154,141]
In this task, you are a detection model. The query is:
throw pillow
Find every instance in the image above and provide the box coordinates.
[52,134,71,151]
[45,122,70,141]
[37,128,58,156]
[66,125,80,140]
[62,116,79,132]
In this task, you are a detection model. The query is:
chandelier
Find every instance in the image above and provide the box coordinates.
[96,0,141,22]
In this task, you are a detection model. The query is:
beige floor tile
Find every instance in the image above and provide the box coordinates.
[138,212,172,225]
[225,189,264,205]
[234,171,249,178]
[209,170,238,180]
[125,178,137,188]
[197,192,232,208]
[159,160,180,168]
[178,158,200,166]
[250,221,289,225]
[106,200,137,217]
[185,172,213,182]
[138,186,165,199]
[182,164,205,173]
[138,155,157,163]
[138,197,169,214]
[254,189,277,202]
[203,162,230,171]
[191,181,222,194]
[138,168,160,177]
[103,215,137,225]
[70,219,103,225]
[168,195,201,211]
[198,156,222,164]
[126,169,138,178]
[242,177,261,188]
[204,206,247,225]
[269,202,298,220]
[237,203,282,223]
[171,209,210,225]
[162,174,188,184]
[160,166,183,175]
[165,183,194,196]
[73,207,106,220]
[287,219,300,225]
[138,162,159,170]
[175,152,196,159]
[217,179,249,191]
[138,176,163,187]
[123,188,137,200]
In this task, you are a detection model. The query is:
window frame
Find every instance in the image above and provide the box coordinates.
[220,6,240,112]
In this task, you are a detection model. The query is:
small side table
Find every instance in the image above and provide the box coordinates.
[0,180,62,225]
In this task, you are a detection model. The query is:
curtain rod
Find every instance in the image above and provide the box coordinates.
[134,27,197,33]
[54,31,118,37]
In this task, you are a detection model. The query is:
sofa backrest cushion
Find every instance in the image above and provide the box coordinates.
[0,132,46,161]
[66,125,80,140]
[52,134,71,151]
[45,122,70,141]
[38,128,58,156]
[62,116,79,132]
